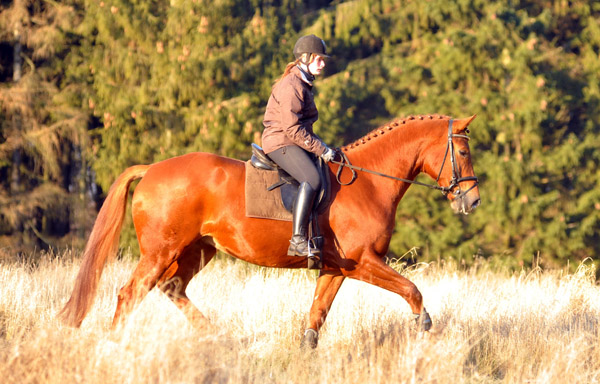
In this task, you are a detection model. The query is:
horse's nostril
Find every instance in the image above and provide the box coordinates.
[471,198,481,210]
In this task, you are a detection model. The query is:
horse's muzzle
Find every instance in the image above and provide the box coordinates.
[451,192,481,215]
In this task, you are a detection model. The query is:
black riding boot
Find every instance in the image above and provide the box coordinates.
[288,182,317,257]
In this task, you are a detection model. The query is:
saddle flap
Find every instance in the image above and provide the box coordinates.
[245,144,332,218]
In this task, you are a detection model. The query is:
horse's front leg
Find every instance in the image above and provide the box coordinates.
[300,272,345,349]
[346,252,432,331]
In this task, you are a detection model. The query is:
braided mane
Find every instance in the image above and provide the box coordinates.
[341,114,451,151]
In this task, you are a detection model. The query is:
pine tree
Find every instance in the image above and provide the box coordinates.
[1,0,599,266]
[0,0,90,253]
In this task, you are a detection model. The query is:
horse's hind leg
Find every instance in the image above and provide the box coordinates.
[111,251,175,329]
[158,240,216,330]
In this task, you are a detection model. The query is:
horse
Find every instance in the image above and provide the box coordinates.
[58,114,480,348]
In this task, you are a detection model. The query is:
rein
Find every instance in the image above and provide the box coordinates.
[330,119,479,198]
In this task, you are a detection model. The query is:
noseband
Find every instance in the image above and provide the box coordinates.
[331,119,479,198]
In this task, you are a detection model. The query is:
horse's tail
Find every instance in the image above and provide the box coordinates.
[58,164,150,327]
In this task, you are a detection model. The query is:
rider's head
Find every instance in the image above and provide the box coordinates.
[293,34,329,76]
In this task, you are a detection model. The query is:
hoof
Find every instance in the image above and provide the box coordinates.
[299,328,318,349]
[414,309,432,332]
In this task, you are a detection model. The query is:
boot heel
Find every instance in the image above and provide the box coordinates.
[287,246,297,256]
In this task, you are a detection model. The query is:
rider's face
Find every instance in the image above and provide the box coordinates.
[308,55,326,76]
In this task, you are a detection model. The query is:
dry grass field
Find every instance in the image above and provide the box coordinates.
[0,251,599,383]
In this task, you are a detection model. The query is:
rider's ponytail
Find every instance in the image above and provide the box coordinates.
[272,59,300,88]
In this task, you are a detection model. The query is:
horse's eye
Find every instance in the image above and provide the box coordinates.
[459,149,468,157]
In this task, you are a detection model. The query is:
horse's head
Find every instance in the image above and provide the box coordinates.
[423,115,481,215]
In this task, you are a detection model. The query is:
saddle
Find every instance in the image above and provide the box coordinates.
[249,143,331,215]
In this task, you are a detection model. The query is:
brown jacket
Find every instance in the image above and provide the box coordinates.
[262,66,327,155]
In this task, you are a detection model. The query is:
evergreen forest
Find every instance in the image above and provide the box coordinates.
[1,0,599,269]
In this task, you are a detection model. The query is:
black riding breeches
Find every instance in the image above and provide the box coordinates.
[266,145,321,191]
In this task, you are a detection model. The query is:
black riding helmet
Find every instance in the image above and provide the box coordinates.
[293,34,330,61]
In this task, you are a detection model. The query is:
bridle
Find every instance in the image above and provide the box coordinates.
[435,119,479,198]
[330,119,479,199]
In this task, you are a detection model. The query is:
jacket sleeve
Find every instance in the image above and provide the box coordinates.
[279,83,327,156]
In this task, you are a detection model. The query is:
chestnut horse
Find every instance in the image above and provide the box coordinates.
[59,114,480,348]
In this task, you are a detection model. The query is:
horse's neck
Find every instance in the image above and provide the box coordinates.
[342,122,433,206]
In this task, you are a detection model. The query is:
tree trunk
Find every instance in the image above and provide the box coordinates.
[10,11,23,251]
[10,19,22,195]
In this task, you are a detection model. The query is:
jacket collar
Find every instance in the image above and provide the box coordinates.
[295,65,315,86]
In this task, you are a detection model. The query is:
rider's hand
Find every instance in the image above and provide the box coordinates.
[320,147,336,163]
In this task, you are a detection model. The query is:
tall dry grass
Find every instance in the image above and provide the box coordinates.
[0,251,599,383]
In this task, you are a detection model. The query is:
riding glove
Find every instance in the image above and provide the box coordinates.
[320,147,336,163]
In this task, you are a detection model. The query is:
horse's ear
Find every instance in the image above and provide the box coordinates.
[453,115,477,133]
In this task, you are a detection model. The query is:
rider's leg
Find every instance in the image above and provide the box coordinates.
[266,145,321,191]
[266,146,321,257]
[288,181,316,256]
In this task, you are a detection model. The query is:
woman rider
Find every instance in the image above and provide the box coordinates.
[262,34,336,257]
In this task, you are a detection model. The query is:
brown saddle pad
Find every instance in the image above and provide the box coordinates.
[245,160,292,221]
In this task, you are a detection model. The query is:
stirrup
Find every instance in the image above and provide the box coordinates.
[306,238,322,269]
[307,255,322,270]
[287,236,322,257]
[310,236,323,256]
[287,237,323,269]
